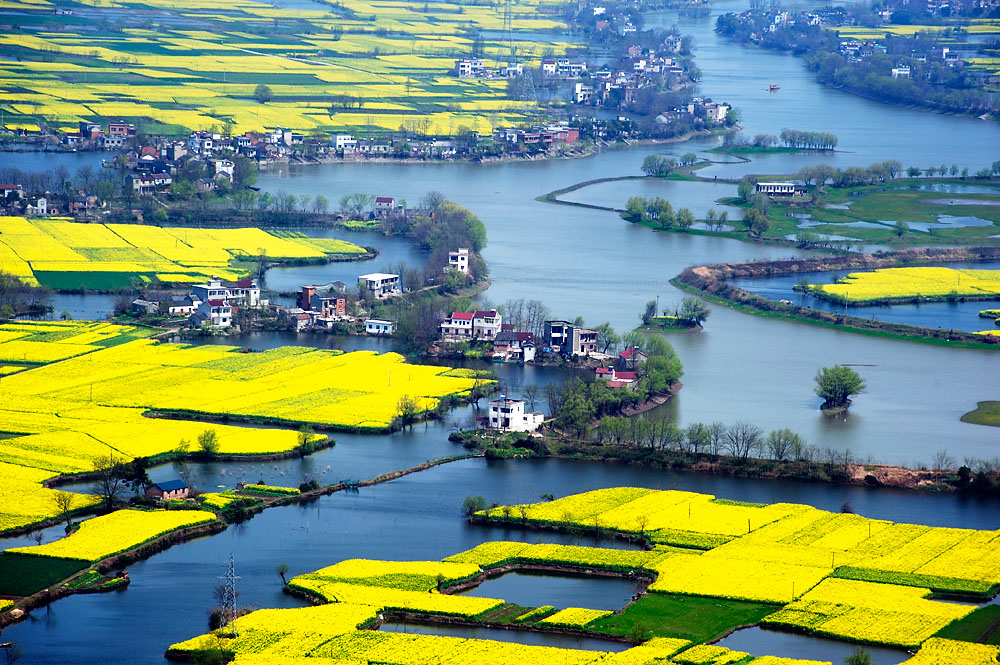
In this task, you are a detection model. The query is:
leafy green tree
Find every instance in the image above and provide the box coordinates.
[396,394,419,428]
[593,322,620,354]
[676,208,695,230]
[625,196,646,221]
[677,297,710,326]
[555,392,593,436]
[253,84,273,103]
[276,563,289,585]
[814,365,866,410]
[171,178,195,199]
[198,429,220,457]
[765,428,803,461]
[462,495,487,517]
[906,166,920,178]
[894,220,909,238]
[641,300,657,325]
[737,178,754,203]
[744,208,770,236]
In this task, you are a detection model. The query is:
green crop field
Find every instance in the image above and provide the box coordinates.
[589,593,777,643]
[0,552,89,596]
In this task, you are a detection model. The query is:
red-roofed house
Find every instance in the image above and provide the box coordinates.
[190,298,232,328]
[440,312,474,339]
[595,367,637,388]
[473,310,502,339]
[374,196,395,217]
[618,346,648,370]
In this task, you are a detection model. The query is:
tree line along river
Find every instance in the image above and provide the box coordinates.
[4,2,1000,660]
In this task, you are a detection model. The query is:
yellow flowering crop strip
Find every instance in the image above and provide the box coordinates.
[673,644,753,664]
[537,607,613,627]
[0,217,366,290]
[803,267,1000,305]
[199,492,240,510]
[901,637,1000,665]
[239,484,300,496]
[0,322,484,533]
[0,599,14,613]
[7,509,216,562]
[762,578,976,648]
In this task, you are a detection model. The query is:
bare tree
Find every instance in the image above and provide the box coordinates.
[53,492,74,526]
[522,384,540,412]
[932,450,956,470]
[92,452,126,510]
[724,422,763,461]
[707,421,727,456]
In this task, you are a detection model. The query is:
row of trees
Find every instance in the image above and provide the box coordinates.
[778,128,838,150]
[625,196,698,230]
[0,271,51,318]
[593,417,810,462]
[640,153,699,176]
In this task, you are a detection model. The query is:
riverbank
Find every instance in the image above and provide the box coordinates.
[672,246,1000,349]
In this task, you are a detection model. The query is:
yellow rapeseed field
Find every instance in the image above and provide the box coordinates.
[7,509,216,562]
[804,267,1000,304]
[0,321,485,534]
[0,217,365,290]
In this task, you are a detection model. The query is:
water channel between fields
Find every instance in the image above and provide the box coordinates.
[728,259,1000,333]
[6,457,1000,664]
[454,570,645,612]
[6,1,1000,661]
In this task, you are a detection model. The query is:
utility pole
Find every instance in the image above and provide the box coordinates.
[218,553,241,637]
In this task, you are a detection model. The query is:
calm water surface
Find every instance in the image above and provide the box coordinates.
[6,457,1000,663]
[6,6,1000,662]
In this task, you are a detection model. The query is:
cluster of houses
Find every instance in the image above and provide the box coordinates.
[0,184,84,217]
[573,43,692,107]
[131,277,264,328]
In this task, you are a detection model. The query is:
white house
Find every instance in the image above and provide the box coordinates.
[359,273,400,298]
[374,196,395,216]
[168,295,202,316]
[492,332,536,363]
[191,278,262,308]
[191,298,232,328]
[440,312,474,339]
[472,310,502,339]
[455,58,485,78]
[891,66,911,78]
[212,159,235,182]
[25,197,47,217]
[446,248,470,274]
[334,134,357,151]
[756,182,797,196]
[488,396,544,432]
[365,319,394,336]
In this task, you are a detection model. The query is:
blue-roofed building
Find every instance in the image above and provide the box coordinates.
[145,479,189,501]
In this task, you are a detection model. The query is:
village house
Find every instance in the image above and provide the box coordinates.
[446,248,470,274]
[755,182,804,196]
[359,272,400,298]
[492,331,536,363]
[168,295,202,316]
[618,346,648,370]
[543,320,597,355]
[145,479,189,501]
[595,366,638,389]
[472,309,502,339]
[296,285,348,326]
[488,395,544,432]
[191,278,262,308]
[440,312,474,339]
[374,196,395,217]
[455,58,485,78]
[189,298,232,328]
[131,298,160,315]
[365,318,394,336]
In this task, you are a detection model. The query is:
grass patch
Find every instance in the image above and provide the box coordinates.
[961,401,1000,427]
[481,603,534,623]
[589,593,776,643]
[0,551,88,596]
[934,605,1000,645]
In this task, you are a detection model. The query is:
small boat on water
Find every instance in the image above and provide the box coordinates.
[769,83,780,91]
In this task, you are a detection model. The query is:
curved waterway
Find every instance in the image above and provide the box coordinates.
[6,457,1000,664]
[6,3,1000,662]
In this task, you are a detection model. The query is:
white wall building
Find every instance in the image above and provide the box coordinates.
[446,248,470,274]
[359,273,400,298]
[365,319,394,336]
[488,396,544,432]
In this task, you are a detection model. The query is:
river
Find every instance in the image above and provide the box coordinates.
[4,3,1000,662]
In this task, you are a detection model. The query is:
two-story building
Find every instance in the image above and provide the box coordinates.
[488,396,544,432]
[446,248,470,274]
[374,196,395,217]
[440,312,474,339]
[472,310,502,340]
[543,320,597,355]
[190,298,232,328]
[359,273,400,298]
[492,331,536,363]
[191,278,261,308]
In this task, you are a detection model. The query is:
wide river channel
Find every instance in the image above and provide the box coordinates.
[4,0,1000,661]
